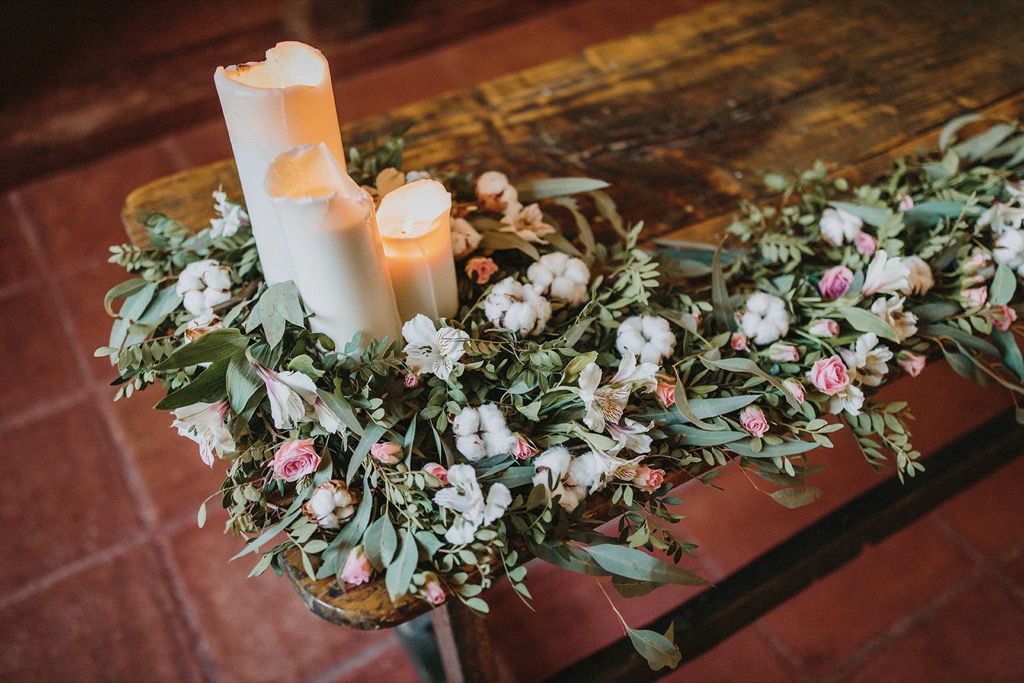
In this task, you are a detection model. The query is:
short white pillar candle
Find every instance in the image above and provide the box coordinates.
[265,144,402,348]
[376,180,460,324]
[215,41,346,286]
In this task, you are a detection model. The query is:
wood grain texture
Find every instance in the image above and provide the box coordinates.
[122,0,1024,630]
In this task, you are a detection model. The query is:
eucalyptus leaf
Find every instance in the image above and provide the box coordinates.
[627,624,681,671]
[727,437,821,458]
[226,352,263,415]
[840,307,899,343]
[154,360,230,409]
[385,532,420,601]
[347,422,387,483]
[156,328,250,370]
[769,486,823,508]
[993,329,1024,381]
[583,544,709,586]
[516,177,609,203]
[990,264,1017,306]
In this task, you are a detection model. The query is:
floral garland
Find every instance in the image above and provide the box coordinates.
[102,119,1024,670]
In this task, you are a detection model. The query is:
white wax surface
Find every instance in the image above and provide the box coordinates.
[266,144,402,348]
[214,41,346,286]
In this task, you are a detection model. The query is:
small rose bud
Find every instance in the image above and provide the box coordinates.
[340,547,372,585]
[808,318,840,338]
[404,373,420,388]
[465,256,499,285]
[855,232,877,256]
[961,286,988,308]
[897,194,915,212]
[897,351,926,378]
[370,442,404,464]
[511,435,539,460]
[424,463,449,486]
[766,343,799,363]
[730,333,748,351]
[654,381,675,408]
[424,574,447,605]
[990,304,1018,332]
[739,405,769,437]
[783,379,805,404]
[632,466,665,490]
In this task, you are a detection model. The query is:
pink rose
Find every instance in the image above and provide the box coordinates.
[783,379,805,404]
[424,576,447,605]
[424,463,449,485]
[766,343,799,362]
[340,547,372,585]
[511,435,539,460]
[465,256,499,285]
[739,405,769,437]
[632,466,665,489]
[990,304,1018,332]
[855,232,877,256]
[655,381,675,408]
[963,249,991,275]
[811,356,850,395]
[271,439,320,482]
[808,318,840,338]
[897,351,926,378]
[730,333,748,351]
[897,194,915,212]
[819,266,854,300]
[370,442,403,464]
[404,373,420,388]
[961,286,988,308]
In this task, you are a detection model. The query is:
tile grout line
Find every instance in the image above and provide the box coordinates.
[932,511,1024,613]
[0,388,90,434]
[816,531,994,683]
[8,187,224,683]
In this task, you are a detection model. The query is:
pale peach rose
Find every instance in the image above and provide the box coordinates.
[511,435,539,460]
[811,356,851,396]
[424,463,449,485]
[819,266,854,300]
[855,232,877,256]
[808,318,840,338]
[961,286,988,308]
[340,547,372,585]
[632,466,665,489]
[271,439,320,482]
[896,351,926,378]
[424,576,447,605]
[465,256,499,285]
[990,304,1018,331]
[739,405,769,437]
[655,381,676,408]
[730,333,748,351]
[783,379,805,404]
[370,442,403,464]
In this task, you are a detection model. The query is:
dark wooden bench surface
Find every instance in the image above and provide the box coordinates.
[123,0,1024,678]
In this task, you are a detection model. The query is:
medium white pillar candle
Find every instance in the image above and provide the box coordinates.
[265,144,402,348]
[376,180,460,324]
[214,41,346,286]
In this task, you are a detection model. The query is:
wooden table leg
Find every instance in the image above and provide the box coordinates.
[432,601,500,683]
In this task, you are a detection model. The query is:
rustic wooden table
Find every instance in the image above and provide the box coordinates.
[123,1,1024,680]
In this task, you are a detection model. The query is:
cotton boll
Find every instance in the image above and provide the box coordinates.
[566,452,603,492]
[484,277,552,336]
[452,406,481,437]
[527,252,590,306]
[739,292,790,345]
[615,315,676,363]
[456,434,488,462]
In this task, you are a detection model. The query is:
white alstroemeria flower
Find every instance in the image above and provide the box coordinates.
[739,292,790,345]
[452,404,517,462]
[902,256,934,295]
[578,363,629,432]
[828,383,865,416]
[171,400,235,466]
[475,171,519,214]
[254,364,341,433]
[567,450,643,493]
[993,229,1024,276]
[819,207,863,245]
[608,353,659,393]
[402,314,470,381]
[434,465,512,545]
[527,252,591,306]
[870,295,918,343]
[303,481,356,530]
[500,203,556,243]
[840,332,893,387]
[861,250,911,297]
[978,202,1024,234]
[615,315,677,364]
[451,217,482,259]
[210,190,248,239]
[484,277,552,336]
[606,418,653,454]
[176,259,232,317]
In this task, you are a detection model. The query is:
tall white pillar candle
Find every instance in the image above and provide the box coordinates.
[376,179,459,323]
[214,41,346,286]
[265,144,402,348]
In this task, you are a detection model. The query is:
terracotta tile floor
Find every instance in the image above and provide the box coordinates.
[2,2,1024,681]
